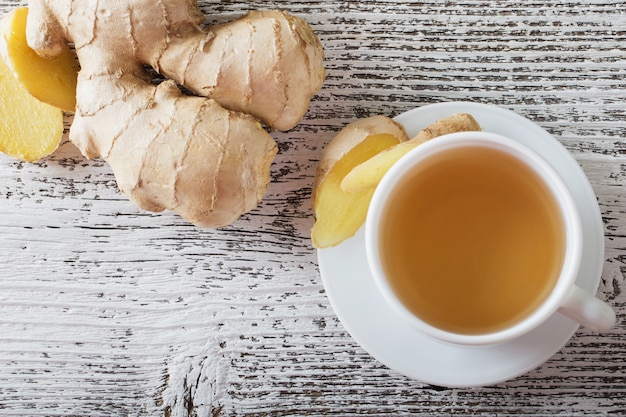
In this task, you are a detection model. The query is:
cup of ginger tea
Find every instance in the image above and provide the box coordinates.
[366,131,615,346]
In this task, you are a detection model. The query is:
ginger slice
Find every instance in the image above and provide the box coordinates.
[341,113,481,193]
[0,52,63,162]
[0,7,78,112]
[312,134,402,248]
[312,116,408,248]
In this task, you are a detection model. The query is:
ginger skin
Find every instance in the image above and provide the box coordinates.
[153,10,326,131]
[24,0,325,227]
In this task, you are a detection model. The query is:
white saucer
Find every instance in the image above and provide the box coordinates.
[317,101,605,388]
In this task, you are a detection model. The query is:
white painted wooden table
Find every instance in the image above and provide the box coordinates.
[1,0,625,415]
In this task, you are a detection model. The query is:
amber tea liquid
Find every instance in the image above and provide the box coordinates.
[380,146,566,335]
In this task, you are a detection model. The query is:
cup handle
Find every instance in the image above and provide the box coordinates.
[558,285,616,332]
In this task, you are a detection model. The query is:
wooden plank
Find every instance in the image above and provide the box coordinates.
[0,0,624,416]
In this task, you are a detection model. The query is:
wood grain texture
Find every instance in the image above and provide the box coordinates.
[0,0,624,416]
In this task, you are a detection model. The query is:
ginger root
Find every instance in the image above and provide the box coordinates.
[0,7,78,112]
[26,1,325,132]
[152,10,326,131]
[341,113,481,193]
[20,0,325,227]
[311,116,408,248]
[0,40,63,162]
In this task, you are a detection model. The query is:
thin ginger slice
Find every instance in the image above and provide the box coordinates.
[340,113,481,193]
[0,7,78,112]
[0,51,63,162]
[311,133,402,248]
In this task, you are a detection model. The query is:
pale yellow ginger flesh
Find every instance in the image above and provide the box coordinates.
[21,0,325,227]
[341,113,481,193]
[0,47,63,162]
[0,8,78,112]
[311,116,408,248]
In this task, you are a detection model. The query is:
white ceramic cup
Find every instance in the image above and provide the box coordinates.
[366,131,616,346]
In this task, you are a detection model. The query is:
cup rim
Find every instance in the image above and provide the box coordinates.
[365,131,583,346]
